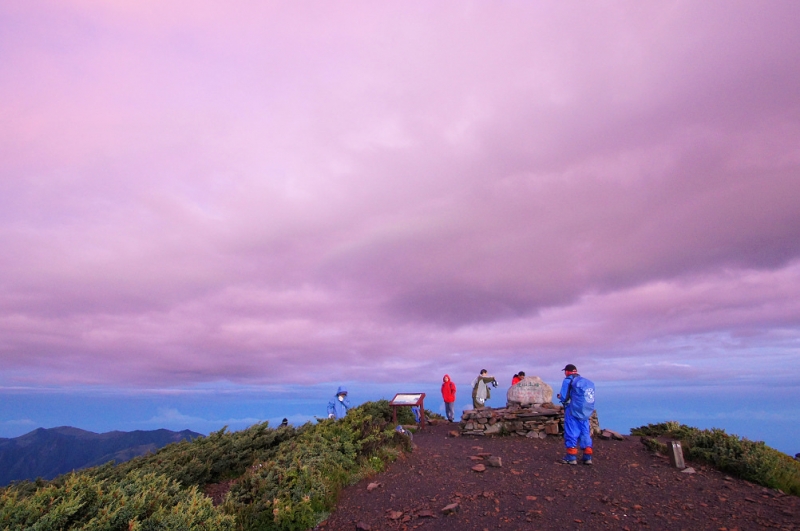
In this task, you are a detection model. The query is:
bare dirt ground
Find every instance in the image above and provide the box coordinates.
[319,421,799,531]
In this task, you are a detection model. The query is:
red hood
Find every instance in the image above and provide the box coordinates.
[441,374,456,402]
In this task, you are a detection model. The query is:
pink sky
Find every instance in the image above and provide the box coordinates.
[1,1,799,390]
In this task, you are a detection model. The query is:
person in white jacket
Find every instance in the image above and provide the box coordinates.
[471,369,497,409]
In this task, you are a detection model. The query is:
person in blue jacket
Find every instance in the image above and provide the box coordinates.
[557,364,594,465]
[327,386,351,419]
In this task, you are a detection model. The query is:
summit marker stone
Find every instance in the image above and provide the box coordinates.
[506,376,553,406]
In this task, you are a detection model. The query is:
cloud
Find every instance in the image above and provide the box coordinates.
[142,408,262,432]
[0,419,36,428]
[1,1,799,391]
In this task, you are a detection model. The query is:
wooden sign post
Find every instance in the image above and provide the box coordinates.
[389,393,427,429]
[668,441,686,469]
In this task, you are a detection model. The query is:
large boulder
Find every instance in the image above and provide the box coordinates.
[506,376,553,406]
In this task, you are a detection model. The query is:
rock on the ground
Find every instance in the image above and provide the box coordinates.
[441,503,460,515]
[484,423,502,435]
[600,429,625,440]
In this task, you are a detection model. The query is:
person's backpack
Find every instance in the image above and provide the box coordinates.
[566,375,595,420]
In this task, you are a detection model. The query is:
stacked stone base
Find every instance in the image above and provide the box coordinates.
[459,403,600,438]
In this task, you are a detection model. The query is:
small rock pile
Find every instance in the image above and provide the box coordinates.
[459,403,600,438]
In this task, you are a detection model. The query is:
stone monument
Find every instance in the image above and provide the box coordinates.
[506,376,553,406]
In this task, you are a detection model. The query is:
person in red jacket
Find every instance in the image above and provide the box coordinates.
[441,374,457,422]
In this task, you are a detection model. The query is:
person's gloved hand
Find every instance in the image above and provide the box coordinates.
[328,413,335,419]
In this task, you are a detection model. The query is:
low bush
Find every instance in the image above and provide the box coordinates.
[357,399,441,424]
[0,400,409,530]
[89,421,298,487]
[224,404,402,530]
[0,469,235,530]
[632,421,800,495]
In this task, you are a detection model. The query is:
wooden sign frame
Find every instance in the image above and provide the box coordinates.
[389,392,427,428]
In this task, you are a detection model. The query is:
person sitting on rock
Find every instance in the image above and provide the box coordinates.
[327,386,351,419]
[471,369,497,409]
[557,364,595,465]
[511,371,525,386]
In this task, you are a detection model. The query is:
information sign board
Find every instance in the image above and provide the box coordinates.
[388,393,427,428]
[389,393,424,406]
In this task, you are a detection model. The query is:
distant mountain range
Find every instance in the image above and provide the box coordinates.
[0,426,202,486]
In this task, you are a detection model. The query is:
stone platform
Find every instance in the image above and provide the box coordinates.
[459,403,600,438]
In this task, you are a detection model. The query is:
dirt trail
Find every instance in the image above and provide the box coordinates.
[321,421,798,530]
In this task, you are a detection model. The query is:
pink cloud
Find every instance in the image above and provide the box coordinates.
[1,1,799,389]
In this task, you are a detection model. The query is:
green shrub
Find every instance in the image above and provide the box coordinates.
[0,400,413,531]
[357,399,442,424]
[223,404,399,530]
[0,401,410,530]
[0,469,235,530]
[90,421,297,488]
[632,421,800,495]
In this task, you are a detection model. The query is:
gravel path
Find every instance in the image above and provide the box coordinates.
[320,421,799,530]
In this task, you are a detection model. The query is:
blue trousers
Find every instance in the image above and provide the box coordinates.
[444,401,455,421]
[564,410,592,460]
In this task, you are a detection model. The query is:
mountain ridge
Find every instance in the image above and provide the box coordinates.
[0,426,202,486]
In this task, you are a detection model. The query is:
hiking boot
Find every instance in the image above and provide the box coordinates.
[560,458,577,465]
[583,458,593,466]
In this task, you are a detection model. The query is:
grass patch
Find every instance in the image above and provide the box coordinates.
[632,421,800,495]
